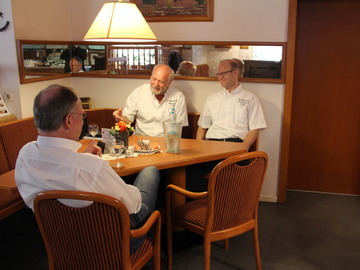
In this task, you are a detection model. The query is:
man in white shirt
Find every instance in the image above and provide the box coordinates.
[197,59,267,150]
[15,84,160,232]
[113,64,188,136]
[189,59,267,192]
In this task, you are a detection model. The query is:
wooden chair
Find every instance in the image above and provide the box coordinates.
[34,190,161,270]
[166,151,268,270]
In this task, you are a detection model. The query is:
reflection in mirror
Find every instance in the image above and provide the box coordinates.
[18,40,285,84]
[107,44,283,79]
[23,44,67,78]
[62,45,106,73]
[22,43,107,76]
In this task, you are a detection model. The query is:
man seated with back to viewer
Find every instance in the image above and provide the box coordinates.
[15,84,160,252]
[113,64,188,136]
[187,59,267,191]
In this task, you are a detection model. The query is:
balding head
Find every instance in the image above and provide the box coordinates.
[34,84,78,132]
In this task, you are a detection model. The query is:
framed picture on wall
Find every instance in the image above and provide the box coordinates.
[130,0,214,22]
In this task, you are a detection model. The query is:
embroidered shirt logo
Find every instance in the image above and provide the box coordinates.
[238,99,250,106]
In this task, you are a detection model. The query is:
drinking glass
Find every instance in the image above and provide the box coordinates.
[111,140,124,168]
[88,123,99,139]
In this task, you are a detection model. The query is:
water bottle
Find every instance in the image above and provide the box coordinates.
[166,103,179,152]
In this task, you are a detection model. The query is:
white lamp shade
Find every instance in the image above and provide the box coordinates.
[84,2,157,42]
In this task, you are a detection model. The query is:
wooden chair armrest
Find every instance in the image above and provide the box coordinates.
[130,210,161,239]
[166,184,208,200]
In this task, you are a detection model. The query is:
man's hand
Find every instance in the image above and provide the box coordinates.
[113,109,131,124]
[113,109,123,122]
[83,141,102,157]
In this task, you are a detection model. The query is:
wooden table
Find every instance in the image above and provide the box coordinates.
[1,136,247,205]
[82,135,247,206]
[0,170,18,195]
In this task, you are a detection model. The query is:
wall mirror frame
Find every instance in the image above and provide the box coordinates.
[17,40,286,84]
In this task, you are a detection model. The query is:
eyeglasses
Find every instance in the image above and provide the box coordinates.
[69,112,87,120]
[215,69,235,77]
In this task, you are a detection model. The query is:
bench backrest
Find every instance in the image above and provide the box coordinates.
[0,117,38,170]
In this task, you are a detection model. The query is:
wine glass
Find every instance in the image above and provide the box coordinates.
[111,140,124,168]
[88,123,99,139]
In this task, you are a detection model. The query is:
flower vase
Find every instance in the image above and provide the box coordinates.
[115,132,129,146]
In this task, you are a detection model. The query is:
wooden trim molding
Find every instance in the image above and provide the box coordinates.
[277,0,298,203]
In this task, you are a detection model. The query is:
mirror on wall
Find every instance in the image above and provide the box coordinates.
[17,40,286,84]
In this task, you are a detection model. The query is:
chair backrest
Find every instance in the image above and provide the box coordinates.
[207,151,268,232]
[0,117,38,170]
[182,112,200,139]
[0,137,10,174]
[34,190,133,270]
[85,108,117,130]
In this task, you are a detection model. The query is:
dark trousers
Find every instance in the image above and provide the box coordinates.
[186,138,243,192]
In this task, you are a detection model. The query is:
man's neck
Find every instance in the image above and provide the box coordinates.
[226,82,240,93]
[155,94,165,103]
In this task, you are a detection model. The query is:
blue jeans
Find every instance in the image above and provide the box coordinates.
[129,166,160,253]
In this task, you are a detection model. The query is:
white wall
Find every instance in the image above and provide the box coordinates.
[11,0,289,202]
[0,0,21,117]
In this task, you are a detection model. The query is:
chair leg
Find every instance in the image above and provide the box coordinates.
[252,226,262,270]
[154,216,161,270]
[223,239,229,250]
[166,196,173,269]
[203,238,211,270]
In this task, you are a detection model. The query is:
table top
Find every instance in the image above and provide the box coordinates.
[81,135,247,176]
[0,170,17,195]
[0,135,247,194]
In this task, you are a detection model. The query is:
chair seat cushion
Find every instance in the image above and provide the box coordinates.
[172,199,208,228]
[0,193,23,210]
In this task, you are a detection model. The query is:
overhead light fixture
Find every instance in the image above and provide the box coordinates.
[84,0,157,42]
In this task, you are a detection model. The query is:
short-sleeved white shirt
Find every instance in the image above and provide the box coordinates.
[15,136,141,213]
[122,84,188,136]
[198,84,267,140]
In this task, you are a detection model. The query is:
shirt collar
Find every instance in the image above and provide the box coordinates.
[36,136,82,152]
[224,84,242,96]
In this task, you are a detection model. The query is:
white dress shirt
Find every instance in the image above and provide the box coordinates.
[198,84,267,140]
[15,136,141,213]
[122,84,188,136]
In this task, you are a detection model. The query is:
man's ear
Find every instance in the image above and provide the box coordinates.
[64,113,72,128]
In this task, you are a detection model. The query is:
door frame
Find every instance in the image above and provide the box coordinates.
[278,0,298,203]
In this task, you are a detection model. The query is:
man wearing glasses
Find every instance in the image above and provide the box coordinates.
[187,59,267,192]
[196,59,267,150]
[15,85,160,252]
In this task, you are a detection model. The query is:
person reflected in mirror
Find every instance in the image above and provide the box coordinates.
[176,61,197,76]
[60,45,87,73]
[231,58,245,78]
[15,84,161,252]
[69,56,84,73]
[168,51,183,73]
[113,64,188,137]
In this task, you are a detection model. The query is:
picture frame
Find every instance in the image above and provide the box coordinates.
[130,0,214,22]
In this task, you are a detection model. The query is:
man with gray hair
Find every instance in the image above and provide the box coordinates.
[113,64,188,136]
[15,84,160,239]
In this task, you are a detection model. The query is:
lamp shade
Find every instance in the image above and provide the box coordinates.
[84,1,157,42]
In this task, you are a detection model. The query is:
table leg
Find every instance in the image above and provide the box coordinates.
[166,166,186,208]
